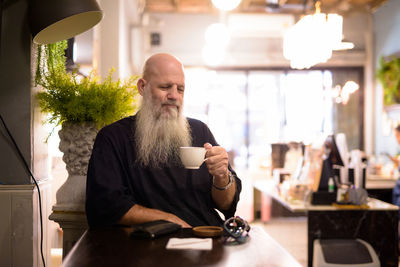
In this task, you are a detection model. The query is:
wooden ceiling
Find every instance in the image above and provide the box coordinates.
[144,0,388,15]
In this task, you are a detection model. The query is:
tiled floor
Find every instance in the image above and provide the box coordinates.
[251,217,308,267]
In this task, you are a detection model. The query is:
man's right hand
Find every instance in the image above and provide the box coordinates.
[165,213,191,228]
[118,204,191,228]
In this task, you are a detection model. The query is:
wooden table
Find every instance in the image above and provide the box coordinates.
[61,225,301,267]
[253,180,399,267]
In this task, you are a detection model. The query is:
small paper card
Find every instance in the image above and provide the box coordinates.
[166,238,212,250]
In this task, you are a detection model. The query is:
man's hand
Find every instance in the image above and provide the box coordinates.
[204,143,236,211]
[204,143,229,181]
[118,204,191,228]
[165,213,191,228]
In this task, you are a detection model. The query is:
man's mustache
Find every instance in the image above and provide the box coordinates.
[162,101,181,109]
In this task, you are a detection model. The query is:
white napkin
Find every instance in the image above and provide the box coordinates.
[166,238,212,250]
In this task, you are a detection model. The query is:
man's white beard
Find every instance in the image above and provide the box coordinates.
[135,91,192,168]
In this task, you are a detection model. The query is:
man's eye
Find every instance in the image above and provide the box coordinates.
[178,87,185,92]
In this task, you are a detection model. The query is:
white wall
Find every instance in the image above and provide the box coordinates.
[143,13,221,66]
[96,0,120,78]
[95,0,142,79]
[373,0,400,156]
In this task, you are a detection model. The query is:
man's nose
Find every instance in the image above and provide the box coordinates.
[167,86,179,100]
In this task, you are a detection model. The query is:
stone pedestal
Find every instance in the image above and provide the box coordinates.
[49,212,88,258]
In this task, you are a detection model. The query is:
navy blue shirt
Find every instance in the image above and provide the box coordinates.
[85,116,241,228]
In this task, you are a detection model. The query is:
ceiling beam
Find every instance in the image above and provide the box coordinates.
[144,0,388,14]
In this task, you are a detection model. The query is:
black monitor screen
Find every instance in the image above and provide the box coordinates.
[325,135,344,167]
[319,135,344,191]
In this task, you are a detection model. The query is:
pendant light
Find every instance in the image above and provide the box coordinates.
[29,0,103,44]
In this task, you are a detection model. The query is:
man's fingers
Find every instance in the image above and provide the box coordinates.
[206,158,227,169]
[205,156,227,167]
[206,157,228,176]
[204,143,213,159]
[204,143,212,150]
[203,144,229,177]
[205,153,228,164]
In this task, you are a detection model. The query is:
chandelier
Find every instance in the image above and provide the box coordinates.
[283,1,344,69]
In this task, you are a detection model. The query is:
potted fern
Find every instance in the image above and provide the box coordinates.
[35,40,139,212]
[35,41,139,132]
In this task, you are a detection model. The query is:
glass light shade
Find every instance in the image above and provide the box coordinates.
[311,14,332,63]
[30,0,103,44]
[327,14,343,48]
[284,13,332,69]
[211,0,242,11]
[283,9,345,69]
[204,23,230,47]
[202,45,225,66]
[333,41,355,50]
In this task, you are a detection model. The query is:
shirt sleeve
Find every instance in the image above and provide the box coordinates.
[85,129,136,228]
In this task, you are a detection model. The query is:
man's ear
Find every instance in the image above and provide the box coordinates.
[137,78,146,96]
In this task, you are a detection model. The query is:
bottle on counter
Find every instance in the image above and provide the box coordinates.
[328,177,335,193]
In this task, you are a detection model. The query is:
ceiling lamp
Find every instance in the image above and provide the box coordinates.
[30,0,103,44]
[283,1,345,69]
[211,0,242,11]
[202,23,231,66]
[204,23,230,46]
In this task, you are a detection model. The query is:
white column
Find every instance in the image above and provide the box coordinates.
[364,13,375,155]
[96,0,121,79]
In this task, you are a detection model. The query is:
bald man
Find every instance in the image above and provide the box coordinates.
[85,53,241,228]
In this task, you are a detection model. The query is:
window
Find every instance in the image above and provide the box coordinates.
[184,68,363,171]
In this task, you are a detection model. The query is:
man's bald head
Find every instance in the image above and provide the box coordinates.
[142,53,184,81]
[137,53,186,101]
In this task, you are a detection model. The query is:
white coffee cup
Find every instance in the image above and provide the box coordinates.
[179,147,207,169]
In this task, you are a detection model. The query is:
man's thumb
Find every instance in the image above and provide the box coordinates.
[204,143,212,150]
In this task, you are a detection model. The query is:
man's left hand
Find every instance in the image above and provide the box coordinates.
[204,143,229,180]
